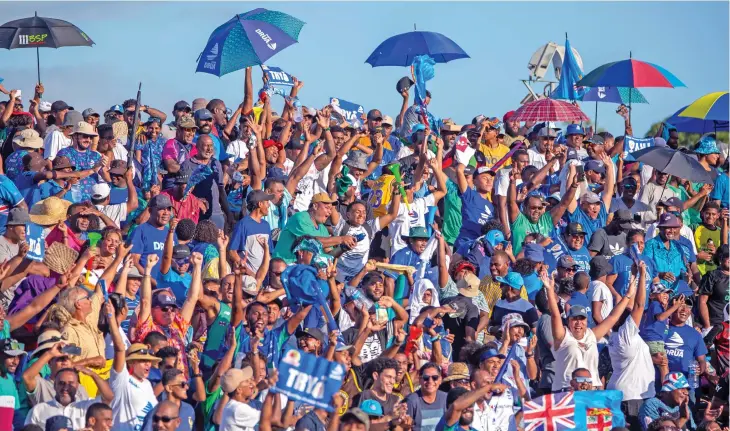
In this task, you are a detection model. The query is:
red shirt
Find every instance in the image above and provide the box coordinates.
[161,190,203,224]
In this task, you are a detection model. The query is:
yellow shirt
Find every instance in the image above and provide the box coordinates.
[369,175,396,217]
[479,275,529,318]
[694,225,721,275]
[479,143,511,169]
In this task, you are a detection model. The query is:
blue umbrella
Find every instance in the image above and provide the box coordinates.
[365,30,469,67]
[582,86,648,129]
[551,36,585,101]
[196,8,305,77]
[666,106,729,134]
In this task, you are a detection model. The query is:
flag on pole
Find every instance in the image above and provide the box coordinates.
[551,36,585,101]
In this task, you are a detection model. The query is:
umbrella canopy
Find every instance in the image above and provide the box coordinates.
[631,145,715,183]
[582,86,648,104]
[365,30,469,67]
[576,58,685,88]
[0,12,94,49]
[678,91,729,122]
[666,105,729,134]
[196,8,305,77]
[511,98,589,123]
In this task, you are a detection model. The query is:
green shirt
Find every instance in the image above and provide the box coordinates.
[0,373,19,409]
[0,321,9,340]
[202,385,223,431]
[511,212,554,254]
[273,211,331,263]
[201,302,236,371]
[442,179,463,246]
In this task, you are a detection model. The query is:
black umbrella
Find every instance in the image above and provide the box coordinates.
[631,145,715,184]
[0,11,94,82]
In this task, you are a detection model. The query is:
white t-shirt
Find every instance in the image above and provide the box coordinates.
[552,328,601,392]
[292,163,322,212]
[26,398,99,430]
[494,168,522,197]
[481,389,518,431]
[220,399,261,431]
[527,147,560,173]
[590,280,614,323]
[112,141,129,162]
[389,194,435,256]
[97,203,127,228]
[333,217,381,283]
[43,130,71,161]
[109,367,159,431]
[104,327,131,360]
[607,317,656,401]
[226,136,255,163]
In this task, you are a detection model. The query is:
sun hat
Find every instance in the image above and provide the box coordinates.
[695,135,721,155]
[0,338,26,357]
[344,151,369,171]
[126,343,162,363]
[661,372,690,392]
[29,196,72,226]
[502,313,531,335]
[494,271,524,291]
[30,330,66,359]
[71,121,98,137]
[456,273,480,298]
[523,243,545,263]
[442,362,470,383]
[52,156,75,171]
[13,128,43,149]
[221,366,254,393]
[43,242,79,275]
[565,124,585,136]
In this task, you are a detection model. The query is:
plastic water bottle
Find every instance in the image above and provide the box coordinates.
[345,285,374,310]
[70,184,83,203]
[688,359,699,389]
[286,96,303,123]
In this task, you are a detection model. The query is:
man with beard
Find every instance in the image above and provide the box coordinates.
[161,115,197,189]
[108,289,164,431]
[25,365,112,430]
[56,121,106,202]
[129,194,176,275]
[440,379,509,431]
[181,134,233,230]
[194,108,227,164]
[405,362,447,431]
[353,357,403,431]
[501,111,529,148]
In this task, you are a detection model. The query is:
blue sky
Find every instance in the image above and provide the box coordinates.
[1,2,727,136]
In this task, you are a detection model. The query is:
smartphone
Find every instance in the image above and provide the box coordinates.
[576,165,586,182]
[99,279,109,301]
[61,345,82,356]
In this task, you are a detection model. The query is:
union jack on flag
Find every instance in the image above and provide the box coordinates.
[523,392,576,431]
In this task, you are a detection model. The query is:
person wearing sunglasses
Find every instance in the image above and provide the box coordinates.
[150,400,181,431]
[639,373,694,431]
[402,362,446,431]
[568,368,595,392]
[141,369,194,431]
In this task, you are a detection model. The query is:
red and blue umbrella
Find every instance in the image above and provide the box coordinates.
[196,8,305,77]
[577,57,685,88]
[365,30,469,67]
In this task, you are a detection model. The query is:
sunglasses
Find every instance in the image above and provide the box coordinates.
[159,306,176,313]
[130,348,153,356]
[561,267,577,273]
[170,381,189,388]
[422,375,440,382]
[173,258,190,267]
[573,376,592,383]
[152,415,179,423]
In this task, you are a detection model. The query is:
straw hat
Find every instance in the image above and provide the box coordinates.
[29,196,72,226]
[112,121,128,141]
[43,242,79,275]
[442,362,470,383]
[126,343,162,363]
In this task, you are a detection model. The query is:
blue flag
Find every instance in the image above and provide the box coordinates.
[412,55,435,107]
[184,165,213,197]
[330,98,365,126]
[495,344,518,383]
[622,136,655,162]
[551,37,586,101]
[25,223,45,262]
[573,390,626,429]
[273,348,345,412]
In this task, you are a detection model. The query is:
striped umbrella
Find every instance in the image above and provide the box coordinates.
[678,91,728,123]
[511,98,589,123]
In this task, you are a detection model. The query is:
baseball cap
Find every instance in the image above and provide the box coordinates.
[661,372,690,392]
[567,305,589,319]
[173,100,191,112]
[45,415,74,431]
[480,348,506,362]
[565,124,585,136]
[580,191,601,204]
[151,290,177,308]
[0,338,26,356]
[82,108,99,118]
[295,327,326,344]
[366,109,383,121]
[221,367,254,393]
[614,209,634,229]
[51,100,73,112]
[538,127,558,138]
[6,207,31,226]
[484,229,507,248]
[662,197,683,210]
[382,115,394,126]
[109,160,127,176]
[110,104,124,114]
[39,100,52,112]
[148,194,173,209]
[523,243,545,263]
[557,255,579,269]
[494,271,524,291]
[565,222,587,236]
[91,183,111,200]
[194,108,213,121]
[311,192,336,204]
[650,282,672,295]
[589,256,613,279]
[247,190,275,205]
[584,135,605,145]
[657,213,682,228]
[172,245,191,260]
[503,110,516,123]
[584,160,606,174]
[475,166,496,177]
[342,408,371,431]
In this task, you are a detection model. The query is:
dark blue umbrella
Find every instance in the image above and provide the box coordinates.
[666,106,729,134]
[196,8,305,77]
[365,30,469,67]
[631,145,714,183]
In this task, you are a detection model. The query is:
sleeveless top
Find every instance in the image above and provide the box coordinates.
[552,327,600,392]
[201,302,233,372]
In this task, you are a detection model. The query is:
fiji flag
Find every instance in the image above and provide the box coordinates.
[551,36,586,101]
[573,390,626,430]
[523,392,576,431]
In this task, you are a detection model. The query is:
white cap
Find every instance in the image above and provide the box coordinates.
[91,183,111,200]
[39,101,52,112]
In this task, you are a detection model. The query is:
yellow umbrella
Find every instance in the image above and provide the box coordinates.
[678,91,728,122]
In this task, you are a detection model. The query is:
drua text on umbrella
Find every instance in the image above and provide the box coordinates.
[203,43,218,70]
[256,28,277,50]
[18,34,48,45]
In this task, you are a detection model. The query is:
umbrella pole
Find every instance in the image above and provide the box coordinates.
[595,101,598,129]
[36,47,40,83]
[629,88,633,124]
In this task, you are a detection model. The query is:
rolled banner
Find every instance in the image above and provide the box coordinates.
[374,262,416,276]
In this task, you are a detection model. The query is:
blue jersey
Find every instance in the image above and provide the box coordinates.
[0,175,24,235]
[455,187,495,250]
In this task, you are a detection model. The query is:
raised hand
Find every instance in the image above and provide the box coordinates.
[256,235,269,250]
[146,254,159,270]
[217,229,229,250]
[190,252,203,267]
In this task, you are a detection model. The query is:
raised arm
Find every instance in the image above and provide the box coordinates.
[160,217,177,275]
[106,300,127,372]
[181,252,204,323]
[507,171,521,224]
[395,89,409,130]
[376,186,402,228]
[362,134,384,179]
[242,67,254,115]
[551,172,580,226]
[286,304,313,335]
[540,269,566,349]
[254,236,270,287]
[599,152,616,210]
[428,158,448,203]
[7,276,67,331]
[137,254,158,325]
[592,274,637,340]
[630,261,647,326]
[314,112,337,172]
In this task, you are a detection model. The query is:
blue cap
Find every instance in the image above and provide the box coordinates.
[411,123,426,138]
[565,124,585,136]
[194,108,213,121]
[567,305,589,319]
[523,243,545,263]
[495,272,524,291]
[360,399,384,417]
[480,348,506,362]
[110,104,123,114]
[584,159,606,174]
[484,229,507,248]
